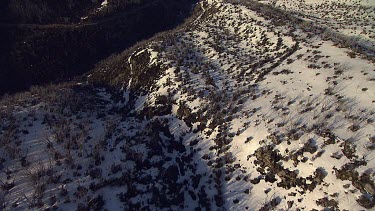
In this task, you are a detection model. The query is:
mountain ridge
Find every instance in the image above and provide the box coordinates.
[0,0,374,210]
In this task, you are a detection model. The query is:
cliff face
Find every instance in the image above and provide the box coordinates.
[0,0,197,95]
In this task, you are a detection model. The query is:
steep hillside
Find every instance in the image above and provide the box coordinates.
[0,0,156,24]
[0,0,374,210]
[0,0,196,95]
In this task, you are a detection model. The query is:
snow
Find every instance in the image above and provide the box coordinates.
[98,0,108,11]
[0,0,374,210]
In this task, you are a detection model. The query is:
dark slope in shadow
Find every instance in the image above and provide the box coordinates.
[0,0,198,96]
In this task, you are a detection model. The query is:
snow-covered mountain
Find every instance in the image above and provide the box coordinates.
[1,0,374,210]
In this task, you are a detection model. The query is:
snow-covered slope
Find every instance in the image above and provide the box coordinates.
[260,0,375,50]
[0,0,374,210]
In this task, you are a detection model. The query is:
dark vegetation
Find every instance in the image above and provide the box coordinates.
[0,83,213,209]
[0,0,153,24]
[0,0,99,24]
[0,0,197,96]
